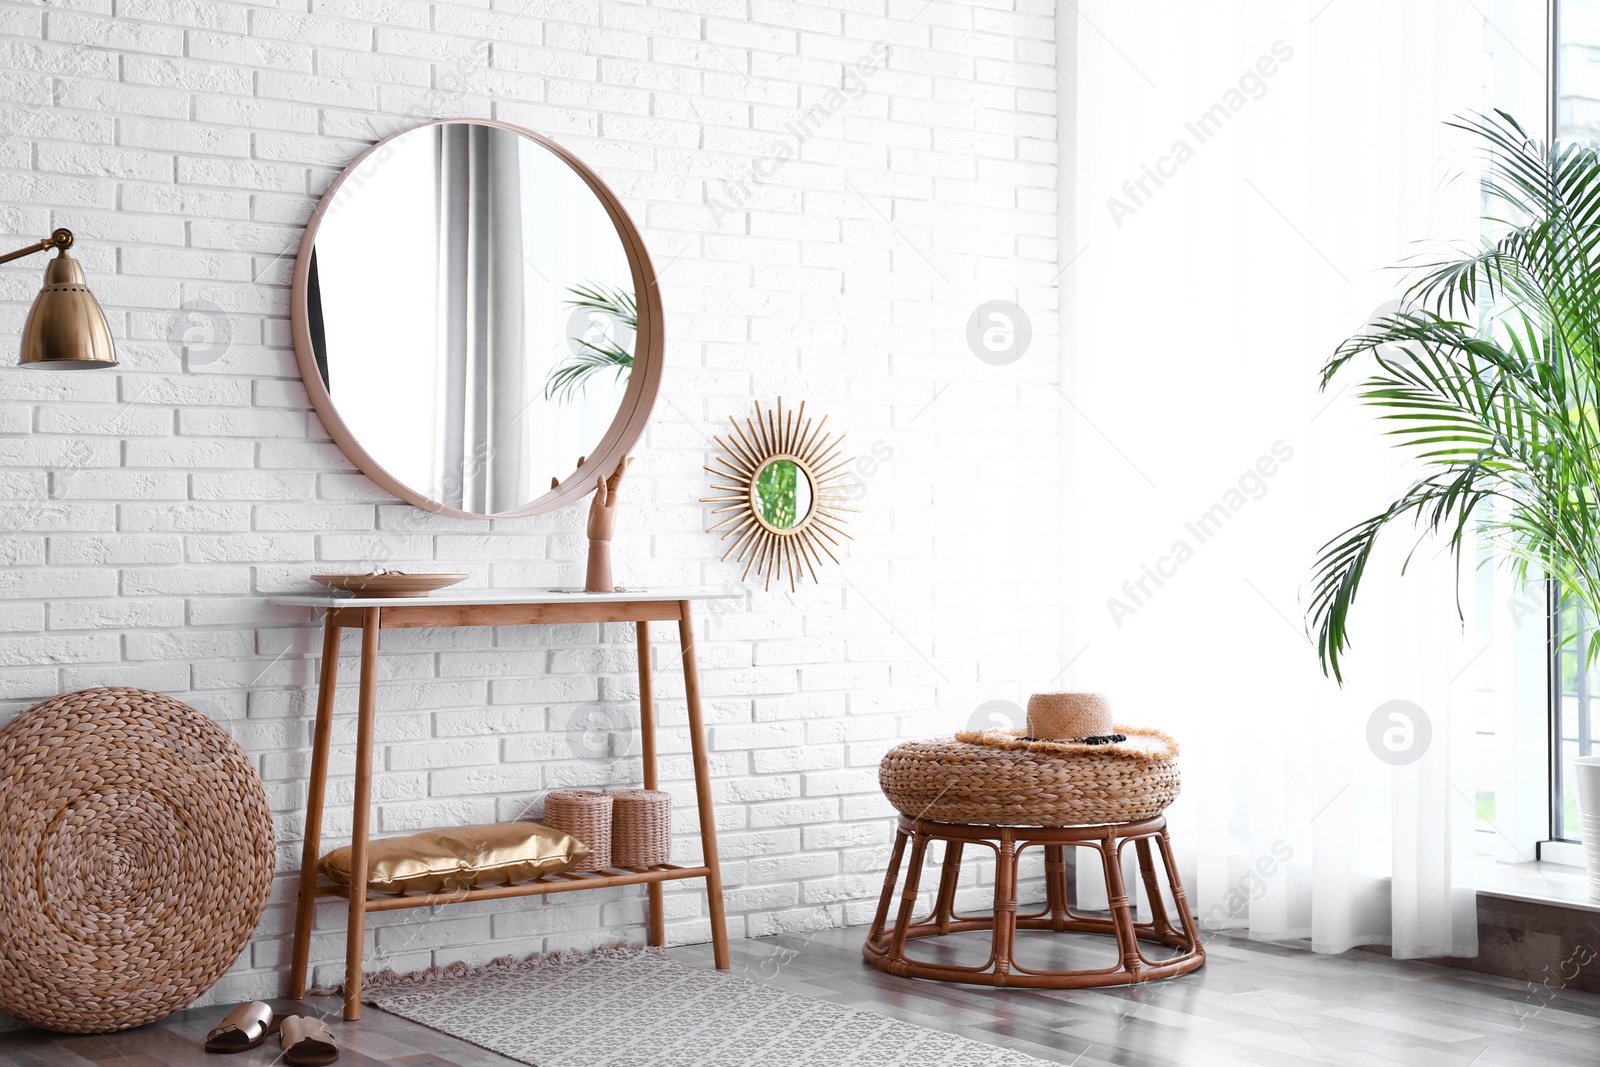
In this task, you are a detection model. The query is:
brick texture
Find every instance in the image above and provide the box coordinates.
[0,0,1060,1009]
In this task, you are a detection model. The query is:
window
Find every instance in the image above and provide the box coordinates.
[1552,597,1592,840]
[1465,1,1554,853]
[1551,0,1600,843]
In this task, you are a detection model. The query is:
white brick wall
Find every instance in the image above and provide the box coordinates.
[0,0,1060,1009]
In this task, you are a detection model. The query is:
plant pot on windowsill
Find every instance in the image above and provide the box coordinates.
[1574,756,1600,900]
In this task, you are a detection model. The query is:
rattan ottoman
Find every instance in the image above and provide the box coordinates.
[865,735,1204,989]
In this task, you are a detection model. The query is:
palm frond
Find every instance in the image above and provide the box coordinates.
[544,282,638,402]
[1311,111,1600,681]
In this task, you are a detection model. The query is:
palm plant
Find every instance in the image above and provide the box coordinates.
[1310,111,1600,682]
[545,282,637,401]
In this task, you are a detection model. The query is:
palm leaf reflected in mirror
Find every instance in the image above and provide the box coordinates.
[546,282,636,402]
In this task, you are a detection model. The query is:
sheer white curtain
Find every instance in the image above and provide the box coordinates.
[1066,0,1544,957]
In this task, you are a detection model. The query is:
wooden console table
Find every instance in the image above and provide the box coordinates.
[268,587,736,1019]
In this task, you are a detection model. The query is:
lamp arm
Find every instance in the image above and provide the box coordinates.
[0,229,73,267]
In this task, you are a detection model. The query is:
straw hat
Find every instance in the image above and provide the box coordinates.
[1026,692,1121,743]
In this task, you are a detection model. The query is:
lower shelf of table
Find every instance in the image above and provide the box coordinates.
[314,863,711,911]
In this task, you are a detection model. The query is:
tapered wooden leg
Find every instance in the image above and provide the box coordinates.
[867,824,910,945]
[1100,832,1142,979]
[343,607,381,1020]
[1044,844,1070,930]
[635,620,664,947]
[931,841,964,930]
[678,601,729,969]
[992,831,1018,984]
[1135,836,1174,938]
[290,614,341,998]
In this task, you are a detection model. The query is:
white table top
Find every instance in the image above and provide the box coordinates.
[267,586,741,609]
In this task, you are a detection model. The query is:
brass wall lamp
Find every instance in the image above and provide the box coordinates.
[1,228,116,368]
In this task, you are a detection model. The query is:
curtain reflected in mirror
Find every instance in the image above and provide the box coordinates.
[306,122,635,515]
[437,122,524,513]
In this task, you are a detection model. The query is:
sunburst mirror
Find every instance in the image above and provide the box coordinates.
[704,399,858,590]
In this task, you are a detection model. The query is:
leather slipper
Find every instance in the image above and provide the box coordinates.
[204,1001,280,1053]
[281,1015,339,1066]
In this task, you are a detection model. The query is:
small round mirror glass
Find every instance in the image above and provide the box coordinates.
[752,458,813,531]
[293,120,660,518]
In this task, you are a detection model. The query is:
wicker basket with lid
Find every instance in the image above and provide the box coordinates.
[542,790,613,871]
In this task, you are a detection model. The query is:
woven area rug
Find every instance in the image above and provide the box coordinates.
[363,945,1047,1066]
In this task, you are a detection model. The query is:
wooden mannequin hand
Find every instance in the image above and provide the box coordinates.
[586,458,629,542]
[583,458,630,593]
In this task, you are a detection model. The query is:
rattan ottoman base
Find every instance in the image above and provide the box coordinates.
[863,814,1204,989]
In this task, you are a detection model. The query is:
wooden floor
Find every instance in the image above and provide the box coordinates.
[1,925,1596,1066]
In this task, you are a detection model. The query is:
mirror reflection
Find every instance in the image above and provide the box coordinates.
[754,459,813,530]
[305,122,636,515]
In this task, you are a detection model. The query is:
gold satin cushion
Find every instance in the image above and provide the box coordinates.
[319,821,589,894]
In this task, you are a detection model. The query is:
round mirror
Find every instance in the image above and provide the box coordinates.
[751,458,813,531]
[291,119,662,518]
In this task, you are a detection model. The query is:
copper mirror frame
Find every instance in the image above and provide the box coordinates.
[289,118,664,519]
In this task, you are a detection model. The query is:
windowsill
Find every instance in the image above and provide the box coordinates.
[1475,852,1600,912]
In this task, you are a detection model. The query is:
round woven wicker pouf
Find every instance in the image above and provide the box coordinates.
[878,734,1180,826]
[0,688,274,1033]
[868,733,1201,990]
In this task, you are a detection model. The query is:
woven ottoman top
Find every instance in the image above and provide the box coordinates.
[0,688,275,1033]
[878,729,1180,827]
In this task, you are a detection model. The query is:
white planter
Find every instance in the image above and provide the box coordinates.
[1574,756,1600,900]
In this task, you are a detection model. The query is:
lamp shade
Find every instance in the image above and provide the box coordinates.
[19,252,116,368]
